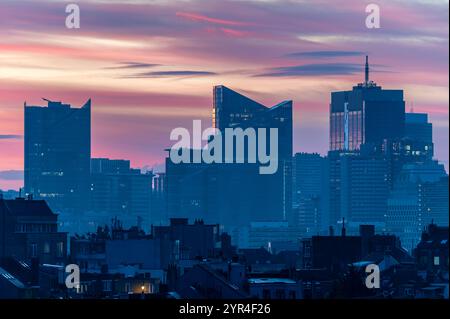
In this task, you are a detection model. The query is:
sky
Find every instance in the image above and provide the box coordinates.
[0,0,448,190]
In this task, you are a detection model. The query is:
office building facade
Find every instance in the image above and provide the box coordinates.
[330,57,405,152]
[24,99,91,213]
[90,158,153,230]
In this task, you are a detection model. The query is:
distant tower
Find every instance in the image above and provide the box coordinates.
[365,55,369,85]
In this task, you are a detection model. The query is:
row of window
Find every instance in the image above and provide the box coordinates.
[16,223,56,233]
[29,242,65,258]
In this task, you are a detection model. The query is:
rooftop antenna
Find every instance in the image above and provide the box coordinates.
[365,55,369,86]
[341,217,346,237]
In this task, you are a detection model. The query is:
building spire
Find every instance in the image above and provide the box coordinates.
[365,55,369,85]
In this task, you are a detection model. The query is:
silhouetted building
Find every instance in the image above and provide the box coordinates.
[414,223,449,281]
[165,152,214,223]
[213,85,293,225]
[248,278,302,299]
[152,218,219,260]
[90,158,153,230]
[0,190,20,200]
[166,86,293,229]
[24,99,91,213]
[302,231,362,272]
[232,221,302,250]
[293,153,324,207]
[91,158,131,175]
[176,263,248,299]
[405,112,433,157]
[328,151,389,232]
[292,153,327,233]
[0,197,67,265]
[70,222,173,280]
[330,56,405,152]
[151,172,167,225]
[71,272,160,299]
[386,161,448,250]
[302,224,410,274]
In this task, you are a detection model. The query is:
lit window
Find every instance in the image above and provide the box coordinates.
[434,256,440,266]
[57,242,64,257]
[44,242,50,254]
[30,243,37,258]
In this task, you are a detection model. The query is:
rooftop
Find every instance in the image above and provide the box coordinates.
[0,198,56,217]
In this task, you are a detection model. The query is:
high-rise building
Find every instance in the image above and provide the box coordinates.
[405,113,433,144]
[213,85,293,225]
[328,57,409,233]
[166,86,293,229]
[328,151,389,233]
[404,112,434,159]
[24,99,91,213]
[292,153,327,234]
[165,151,215,223]
[90,158,153,230]
[292,153,324,207]
[330,56,405,152]
[91,158,131,175]
[386,161,448,250]
[151,172,167,225]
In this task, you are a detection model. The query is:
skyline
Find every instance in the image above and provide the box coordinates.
[0,0,448,190]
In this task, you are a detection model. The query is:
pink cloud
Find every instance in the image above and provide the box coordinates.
[176,11,254,26]
[220,28,251,38]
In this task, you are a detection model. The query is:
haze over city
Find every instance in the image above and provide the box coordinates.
[0,0,448,190]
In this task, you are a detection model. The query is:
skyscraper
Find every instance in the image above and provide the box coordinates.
[152,172,167,225]
[292,153,327,234]
[213,85,292,160]
[292,153,325,208]
[165,150,214,223]
[405,113,433,144]
[213,85,293,225]
[166,86,293,229]
[328,151,389,233]
[90,158,153,230]
[328,57,405,232]
[403,112,434,159]
[24,99,91,213]
[330,56,405,151]
[386,161,448,250]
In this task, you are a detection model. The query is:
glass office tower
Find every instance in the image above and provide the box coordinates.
[330,56,405,151]
[213,86,293,225]
[24,99,91,213]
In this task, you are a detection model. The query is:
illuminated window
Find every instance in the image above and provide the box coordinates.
[44,242,50,254]
[434,256,440,266]
[57,242,64,257]
[30,243,37,258]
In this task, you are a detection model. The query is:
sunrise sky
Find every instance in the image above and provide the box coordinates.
[0,0,448,190]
